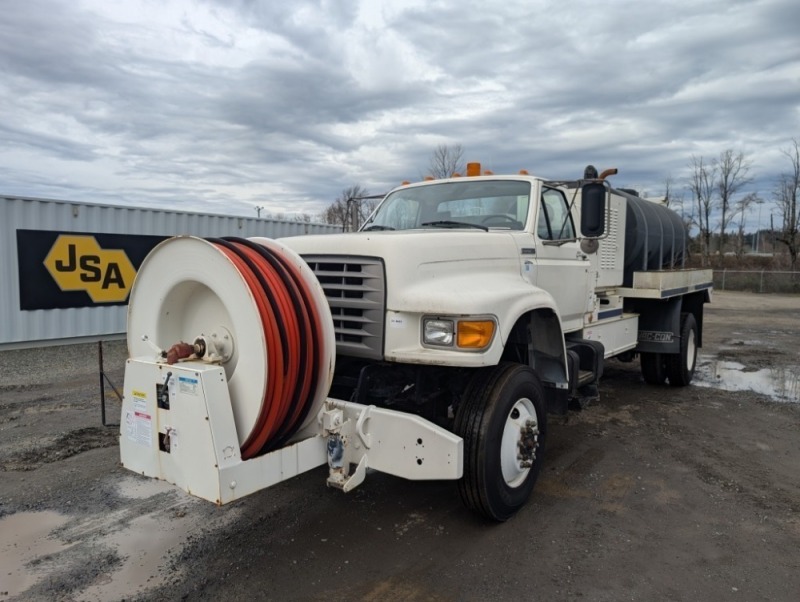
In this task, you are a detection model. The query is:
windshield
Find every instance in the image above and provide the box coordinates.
[362,180,531,231]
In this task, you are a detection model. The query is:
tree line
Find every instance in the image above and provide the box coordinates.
[262,140,800,271]
[681,139,799,270]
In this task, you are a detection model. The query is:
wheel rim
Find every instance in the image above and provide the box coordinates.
[500,397,539,488]
[686,328,696,371]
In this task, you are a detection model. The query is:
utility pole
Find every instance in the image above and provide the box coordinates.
[255,205,264,218]
[756,204,762,253]
[770,213,775,256]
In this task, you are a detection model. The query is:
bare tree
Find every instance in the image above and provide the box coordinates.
[733,192,760,259]
[687,155,717,266]
[427,144,465,179]
[322,199,346,229]
[663,175,675,208]
[663,173,687,216]
[716,149,753,254]
[774,138,800,270]
[322,184,377,232]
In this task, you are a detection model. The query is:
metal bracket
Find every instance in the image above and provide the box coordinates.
[321,407,344,434]
[355,404,374,449]
[342,456,367,492]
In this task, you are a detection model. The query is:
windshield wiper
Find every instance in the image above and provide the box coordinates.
[362,224,396,231]
[420,220,489,232]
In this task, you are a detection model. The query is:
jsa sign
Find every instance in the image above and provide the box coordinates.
[44,235,137,303]
[16,230,166,311]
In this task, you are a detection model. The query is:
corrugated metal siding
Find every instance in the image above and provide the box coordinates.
[1,195,340,348]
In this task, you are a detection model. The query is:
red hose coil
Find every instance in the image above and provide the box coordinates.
[209,237,323,459]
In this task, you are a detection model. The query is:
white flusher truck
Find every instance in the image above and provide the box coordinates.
[120,163,712,521]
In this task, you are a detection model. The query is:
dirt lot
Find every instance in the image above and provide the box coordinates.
[1,291,798,601]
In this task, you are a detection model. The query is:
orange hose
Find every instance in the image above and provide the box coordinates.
[216,245,285,457]
[210,238,323,459]
[267,249,319,443]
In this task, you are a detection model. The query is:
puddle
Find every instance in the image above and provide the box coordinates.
[75,477,199,601]
[694,355,800,403]
[77,511,195,601]
[0,477,225,600]
[0,511,72,597]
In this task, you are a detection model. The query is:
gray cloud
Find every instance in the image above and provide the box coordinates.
[0,0,797,229]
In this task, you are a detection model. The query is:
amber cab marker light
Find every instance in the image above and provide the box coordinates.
[466,162,481,176]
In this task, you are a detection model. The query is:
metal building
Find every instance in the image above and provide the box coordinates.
[1,195,340,349]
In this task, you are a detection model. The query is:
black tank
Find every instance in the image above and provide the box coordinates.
[619,189,687,286]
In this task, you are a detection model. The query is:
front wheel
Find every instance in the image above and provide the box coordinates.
[454,363,547,522]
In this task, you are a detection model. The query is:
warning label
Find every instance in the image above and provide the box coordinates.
[178,376,198,396]
[132,392,147,413]
[125,410,152,446]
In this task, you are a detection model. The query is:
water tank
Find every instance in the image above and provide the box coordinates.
[620,190,687,286]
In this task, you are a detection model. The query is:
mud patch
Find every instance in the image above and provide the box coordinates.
[0,398,70,424]
[360,577,448,602]
[0,511,71,598]
[0,477,222,601]
[715,343,786,370]
[1,427,118,472]
[18,543,122,601]
[568,404,640,427]
[76,510,194,601]
[0,383,49,394]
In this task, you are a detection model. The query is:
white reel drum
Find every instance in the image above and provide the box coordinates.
[127,236,335,459]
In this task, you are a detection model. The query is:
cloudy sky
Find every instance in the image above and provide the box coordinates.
[1,0,798,226]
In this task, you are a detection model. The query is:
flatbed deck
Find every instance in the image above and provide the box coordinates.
[616,268,713,299]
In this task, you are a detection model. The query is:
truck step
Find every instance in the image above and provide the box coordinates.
[577,369,595,387]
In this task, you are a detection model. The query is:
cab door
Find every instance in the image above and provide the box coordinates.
[524,186,591,332]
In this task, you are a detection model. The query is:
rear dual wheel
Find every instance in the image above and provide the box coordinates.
[455,363,547,522]
[640,352,667,385]
[665,313,698,387]
[640,313,698,387]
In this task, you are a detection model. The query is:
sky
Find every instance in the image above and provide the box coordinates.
[1,0,798,226]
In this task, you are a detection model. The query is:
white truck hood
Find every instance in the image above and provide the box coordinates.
[281,230,525,313]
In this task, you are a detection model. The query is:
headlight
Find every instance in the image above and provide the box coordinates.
[423,317,496,350]
[423,319,455,346]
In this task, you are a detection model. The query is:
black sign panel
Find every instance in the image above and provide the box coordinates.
[16,229,167,311]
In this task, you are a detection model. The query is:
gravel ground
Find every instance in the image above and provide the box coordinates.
[1,291,799,601]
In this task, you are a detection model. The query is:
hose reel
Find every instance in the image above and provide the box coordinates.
[126,236,335,459]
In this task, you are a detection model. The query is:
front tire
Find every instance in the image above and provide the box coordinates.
[455,363,547,522]
[666,313,698,386]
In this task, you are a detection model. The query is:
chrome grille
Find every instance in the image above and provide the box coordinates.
[302,255,386,360]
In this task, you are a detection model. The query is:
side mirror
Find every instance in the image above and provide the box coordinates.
[580,182,606,237]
